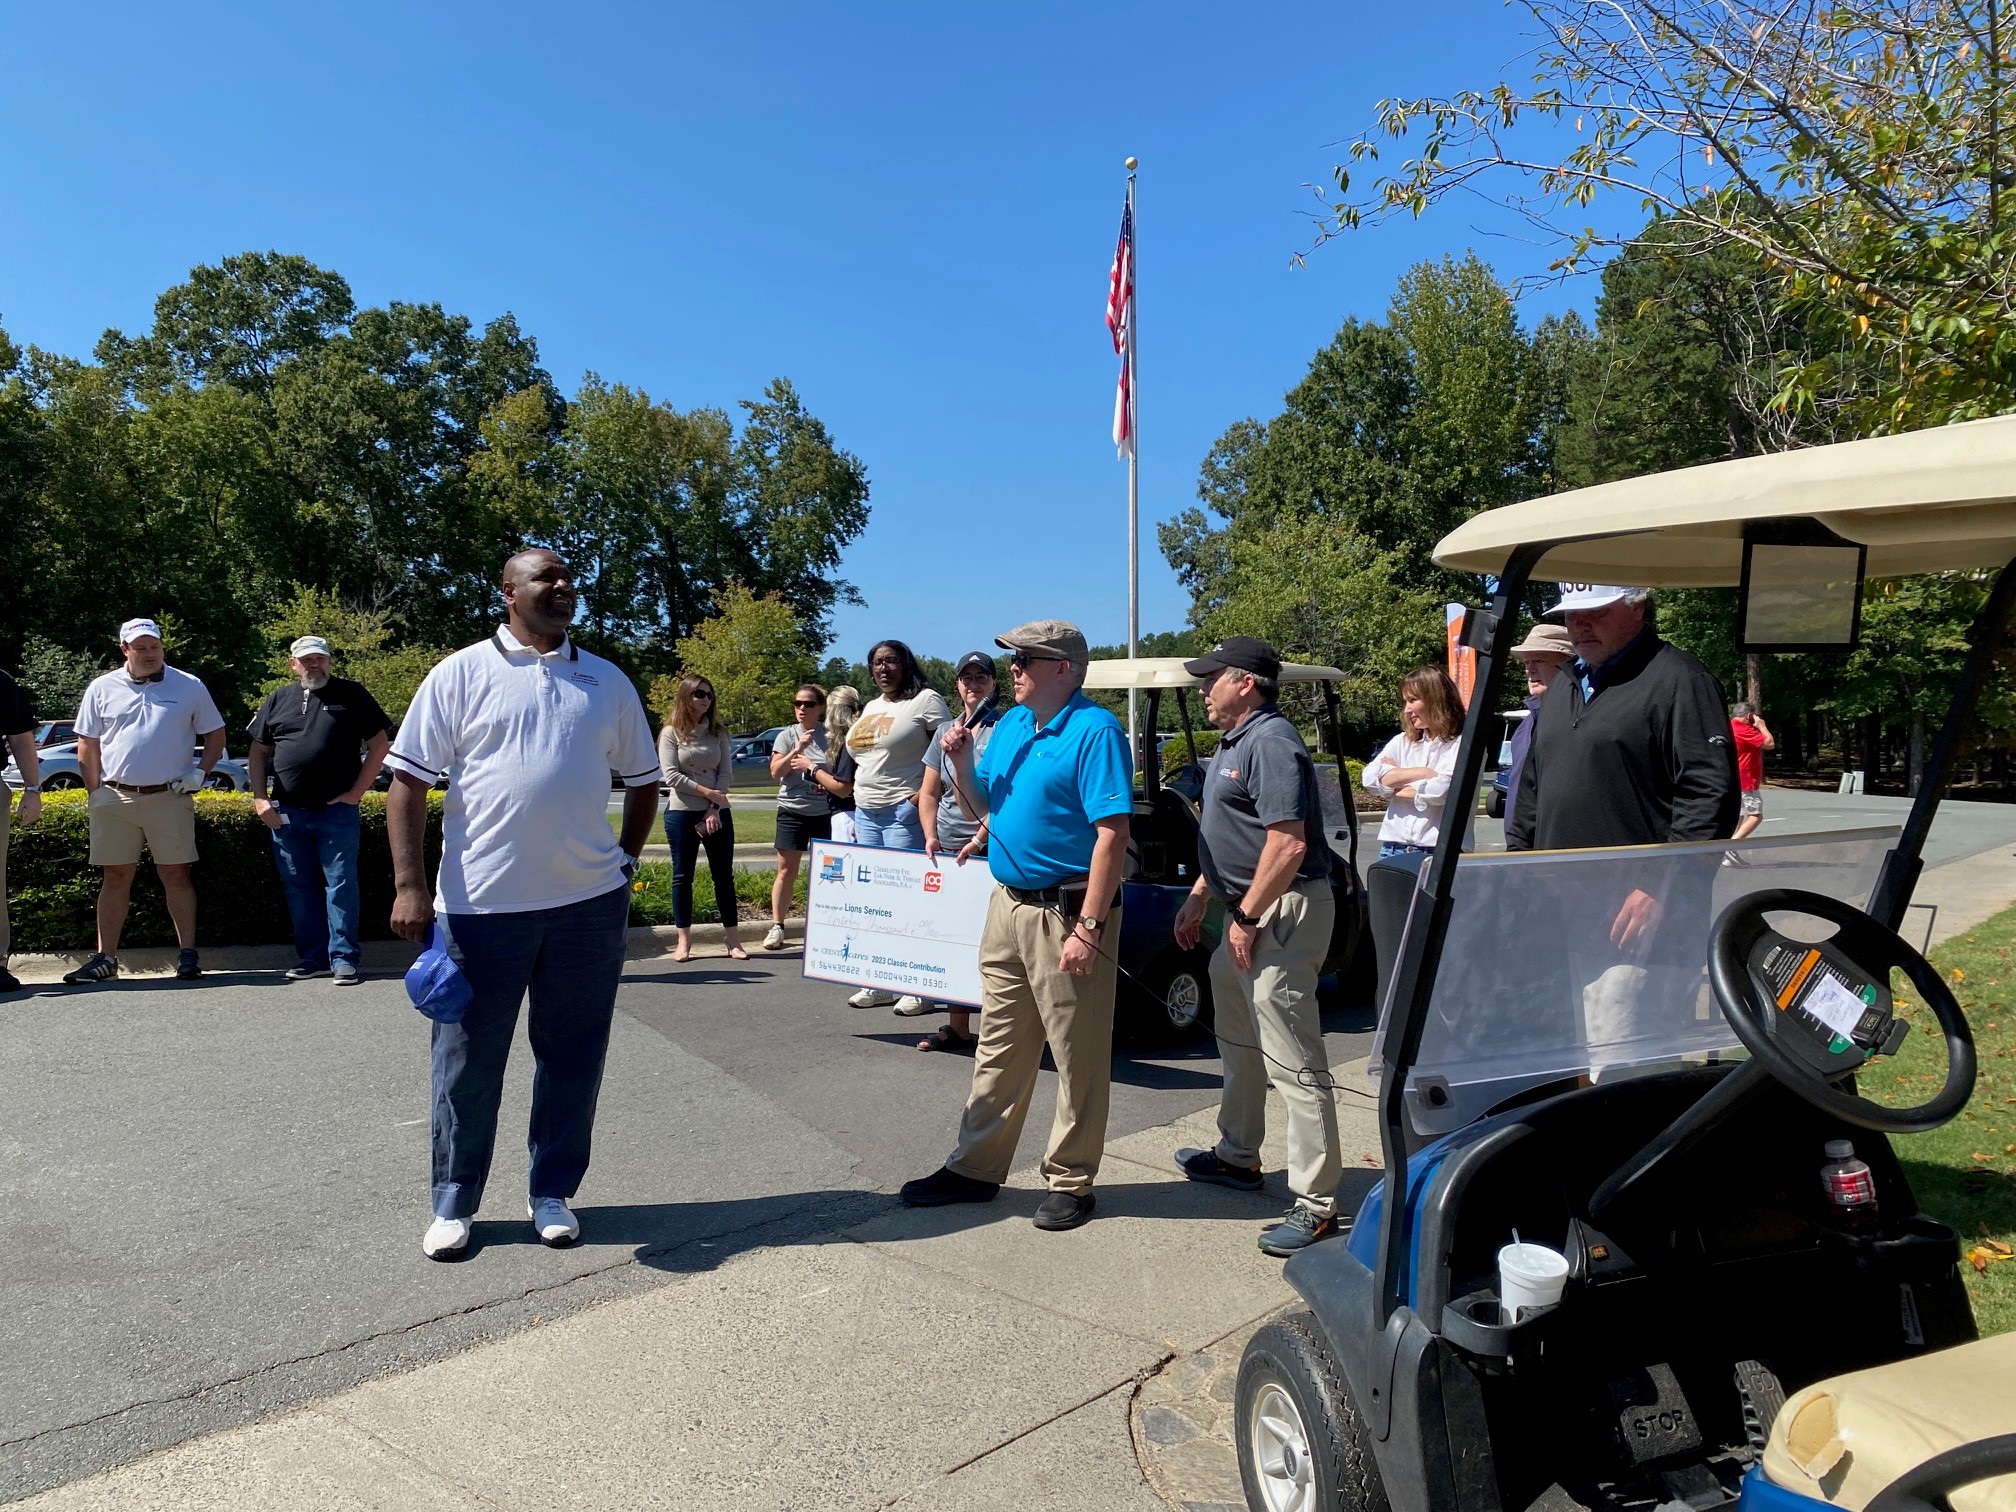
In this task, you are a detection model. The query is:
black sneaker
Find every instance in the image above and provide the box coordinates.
[0,967,22,994]
[175,948,202,981]
[1033,1191,1096,1231]
[62,952,119,985]
[1258,1206,1338,1257]
[284,961,331,981]
[899,1167,1000,1207]
[1177,1147,1263,1192]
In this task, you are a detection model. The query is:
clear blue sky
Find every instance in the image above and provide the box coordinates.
[2,2,1597,664]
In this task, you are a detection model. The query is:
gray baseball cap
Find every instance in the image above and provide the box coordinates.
[995,618,1088,662]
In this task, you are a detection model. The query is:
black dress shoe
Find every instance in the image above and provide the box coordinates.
[0,968,22,995]
[899,1167,1000,1207]
[1032,1190,1096,1231]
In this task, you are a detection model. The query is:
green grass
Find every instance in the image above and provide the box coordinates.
[610,804,778,849]
[1875,907,2016,1336]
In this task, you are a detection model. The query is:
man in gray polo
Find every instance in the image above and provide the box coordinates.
[1171,635,1342,1257]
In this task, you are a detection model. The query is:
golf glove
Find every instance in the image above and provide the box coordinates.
[171,764,208,795]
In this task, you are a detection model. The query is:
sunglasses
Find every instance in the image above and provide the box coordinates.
[1009,652,1065,670]
[693,690,714,700]
[794,698,824,708]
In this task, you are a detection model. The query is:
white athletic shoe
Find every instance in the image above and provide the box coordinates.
[763,924,786,951]
[529,1196,580,1246]
[422,1215,472,1259]
[849,988,898,1009]
[891,996,935,1016]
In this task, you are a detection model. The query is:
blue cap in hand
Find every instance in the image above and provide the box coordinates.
[404,923,472,1023]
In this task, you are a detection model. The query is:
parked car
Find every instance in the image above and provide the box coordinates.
[33,721,78,750]
[4,743,251,792]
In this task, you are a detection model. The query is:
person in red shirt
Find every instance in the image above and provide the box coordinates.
[1730,702,1775,841]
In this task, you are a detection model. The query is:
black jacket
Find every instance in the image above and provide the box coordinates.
[1505,632,1738,851]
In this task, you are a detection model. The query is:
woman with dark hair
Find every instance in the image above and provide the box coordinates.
[1362,666,1466,860]
[764,682,855,950]
[842,640,949,1008]
[659,673,746,963]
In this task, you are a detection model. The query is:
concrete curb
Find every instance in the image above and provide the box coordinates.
[6,919,804,984]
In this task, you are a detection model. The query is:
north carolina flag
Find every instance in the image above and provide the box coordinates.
[1106,199,1134,459]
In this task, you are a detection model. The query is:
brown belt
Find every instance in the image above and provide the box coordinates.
[104,780,173,795]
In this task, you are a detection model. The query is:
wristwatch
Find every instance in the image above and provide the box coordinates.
[1075,915,1105,936]
[1227,903,1259,929]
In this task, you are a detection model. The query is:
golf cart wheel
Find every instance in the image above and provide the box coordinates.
[1484,785,1505,819]
[1236,1310,1389,1512]
[41,773,82,791]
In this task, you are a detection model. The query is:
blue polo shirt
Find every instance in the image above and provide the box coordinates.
[976,691,1133,889]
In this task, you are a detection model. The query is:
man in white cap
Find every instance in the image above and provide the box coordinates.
[64,618,226,984]
[247,636,392,985]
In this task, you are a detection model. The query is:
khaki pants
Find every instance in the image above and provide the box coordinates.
[947,887,1121,1195]
[1210,881,1340,1220]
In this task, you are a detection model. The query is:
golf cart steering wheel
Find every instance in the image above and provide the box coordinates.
[1708,889,1975,1134]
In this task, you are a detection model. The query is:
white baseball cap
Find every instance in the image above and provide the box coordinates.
[290,635,333,658]
[1543,584,1638,617]
[118,617,163,644]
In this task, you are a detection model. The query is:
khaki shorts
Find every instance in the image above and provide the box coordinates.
[1739,789,1764,818]
[88,786,199,866]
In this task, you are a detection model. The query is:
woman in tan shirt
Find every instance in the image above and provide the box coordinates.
[658,674,746,962]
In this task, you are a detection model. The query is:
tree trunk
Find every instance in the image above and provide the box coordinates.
[1908,710,1927,797]
[1745,652,1762,708]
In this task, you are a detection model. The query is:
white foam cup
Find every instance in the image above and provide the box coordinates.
[1497,1242,1569,1325]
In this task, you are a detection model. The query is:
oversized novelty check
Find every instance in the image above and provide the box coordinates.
[801,840,994,1007]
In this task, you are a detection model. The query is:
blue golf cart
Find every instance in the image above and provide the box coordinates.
[1234,418,2016,1512]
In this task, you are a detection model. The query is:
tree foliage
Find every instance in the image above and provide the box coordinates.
[1319,0,2016,428]
[672,584,818,736]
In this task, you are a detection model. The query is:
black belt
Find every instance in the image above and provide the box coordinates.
[1004,879,1089,907]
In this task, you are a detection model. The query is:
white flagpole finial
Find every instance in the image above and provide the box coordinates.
[1124,156,1138,170]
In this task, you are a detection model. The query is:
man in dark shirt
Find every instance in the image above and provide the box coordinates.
[248,636,391,985]
[2,667,42,995]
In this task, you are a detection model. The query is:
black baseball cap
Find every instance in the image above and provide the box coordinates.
[1183,635,1281,683]
[954,651,998,678]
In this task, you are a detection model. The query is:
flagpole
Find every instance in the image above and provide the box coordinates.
[1125,157,1140,765]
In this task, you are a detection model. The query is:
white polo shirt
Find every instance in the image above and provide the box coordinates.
[384,626,664,914]
[74,665,225,786]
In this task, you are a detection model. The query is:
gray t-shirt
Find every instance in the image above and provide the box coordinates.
[922,710,997,849]
[1197,704,1331,901]
[773,725,835,815]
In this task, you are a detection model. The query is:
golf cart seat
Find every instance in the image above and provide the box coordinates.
[1758,1332,2016,1512]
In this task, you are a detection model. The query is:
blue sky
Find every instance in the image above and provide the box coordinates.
[2,2,1599,663]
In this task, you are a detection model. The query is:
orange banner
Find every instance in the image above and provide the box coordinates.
[1446,604,1476,708]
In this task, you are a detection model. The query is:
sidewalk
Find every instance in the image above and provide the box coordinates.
[17,1093,1380,1511]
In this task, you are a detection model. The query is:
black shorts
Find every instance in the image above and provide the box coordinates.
[775,809,833,853]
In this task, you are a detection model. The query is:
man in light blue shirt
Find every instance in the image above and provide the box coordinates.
[899,618,1132,1231]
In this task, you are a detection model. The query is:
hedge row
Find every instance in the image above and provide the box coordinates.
[6,792,805,951]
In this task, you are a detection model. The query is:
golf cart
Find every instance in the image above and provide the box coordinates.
[1235,415,2016,1512]
[1081,658,1366,1041]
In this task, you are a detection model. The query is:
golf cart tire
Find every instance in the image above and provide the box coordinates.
[1129,949,1214,1045]
[1484,785,1505,819]
[1236,1310,1390,1512]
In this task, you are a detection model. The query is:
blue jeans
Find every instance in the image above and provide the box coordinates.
[855,799,923,850]
[268,802,363,968]
[429,884,631,1219]
[1378,841,1428,860]
[663,807,738,930]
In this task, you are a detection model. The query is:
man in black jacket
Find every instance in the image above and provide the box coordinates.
[1506,585,1737,1076]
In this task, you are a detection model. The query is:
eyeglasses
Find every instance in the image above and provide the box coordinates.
[1009,652,1065,670]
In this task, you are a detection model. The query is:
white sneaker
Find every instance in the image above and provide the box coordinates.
[891,996,935,1016]
[849,988,898,1009]
[763,924,786,951]
[529,1196,580,1246]
[422,1215,471,1259]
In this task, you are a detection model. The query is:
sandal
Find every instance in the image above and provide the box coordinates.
[917,1025,978,1054]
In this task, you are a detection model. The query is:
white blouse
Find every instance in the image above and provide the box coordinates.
[1362,732,1461,848]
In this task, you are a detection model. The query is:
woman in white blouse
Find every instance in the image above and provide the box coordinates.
[1362,667,1465,859]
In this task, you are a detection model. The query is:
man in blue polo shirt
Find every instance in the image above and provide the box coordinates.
[899,618,1132,1231]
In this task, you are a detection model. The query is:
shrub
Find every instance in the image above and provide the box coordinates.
[627,863,805,926]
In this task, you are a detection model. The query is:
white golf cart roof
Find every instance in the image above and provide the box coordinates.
[1435,412,2016,585]
[1083,656,1348,689]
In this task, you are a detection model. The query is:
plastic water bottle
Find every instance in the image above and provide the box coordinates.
[1820,1140,1878,1235]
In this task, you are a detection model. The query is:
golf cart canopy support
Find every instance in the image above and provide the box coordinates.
[1360,414,2016,1331]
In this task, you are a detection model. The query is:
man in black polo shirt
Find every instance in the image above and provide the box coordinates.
[248,636,391,985]
[2,665,42,995]
[1170,636,1343,1257]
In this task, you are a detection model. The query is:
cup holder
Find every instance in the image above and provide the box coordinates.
[1441,1288,1560,1361]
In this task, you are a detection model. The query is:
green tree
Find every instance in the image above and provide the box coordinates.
[15,635,102,720]
[672,585,817,735]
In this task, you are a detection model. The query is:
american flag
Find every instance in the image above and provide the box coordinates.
[1105,198,1134,459]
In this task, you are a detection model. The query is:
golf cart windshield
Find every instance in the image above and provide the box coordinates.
[1371,828,1899,1134]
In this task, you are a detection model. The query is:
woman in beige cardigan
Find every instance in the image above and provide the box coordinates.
[658,674,746,962]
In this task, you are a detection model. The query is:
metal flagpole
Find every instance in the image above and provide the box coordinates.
[1125,157,1140,764]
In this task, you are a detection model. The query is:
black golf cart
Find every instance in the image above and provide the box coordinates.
[1081,657,1366,1041]
[1235,416,2016,1512]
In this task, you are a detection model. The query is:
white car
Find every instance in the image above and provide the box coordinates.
[3,743,252,793]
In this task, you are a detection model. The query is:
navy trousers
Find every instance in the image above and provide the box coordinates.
[429,883,631,1220]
